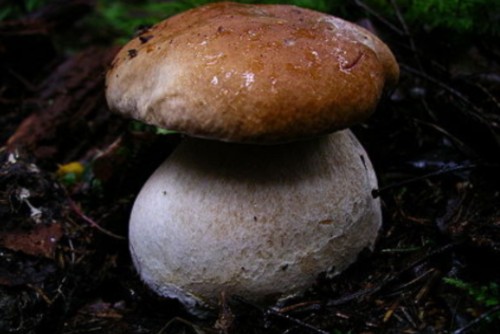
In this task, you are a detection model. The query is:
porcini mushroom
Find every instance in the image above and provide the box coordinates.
[105,2,398,312]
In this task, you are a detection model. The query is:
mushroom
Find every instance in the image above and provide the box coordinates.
[105,2,398,312]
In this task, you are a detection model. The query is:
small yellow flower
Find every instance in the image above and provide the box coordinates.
[57,162,85,178]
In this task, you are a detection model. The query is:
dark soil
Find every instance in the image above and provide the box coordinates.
[1,1,499,333]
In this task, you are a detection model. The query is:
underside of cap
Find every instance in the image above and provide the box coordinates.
[106,2,399,143]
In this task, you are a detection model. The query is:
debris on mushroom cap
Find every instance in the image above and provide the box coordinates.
[129,130,381,310]
[106,2,399,143]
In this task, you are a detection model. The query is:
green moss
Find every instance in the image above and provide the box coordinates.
[363,0,500,35]
[91,0,500,43]
[6,1,498,43]
[0,0,54,21]
[91,0,334,44]
[444,277,500,308]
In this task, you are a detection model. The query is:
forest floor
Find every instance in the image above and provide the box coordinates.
[1,1,500,333]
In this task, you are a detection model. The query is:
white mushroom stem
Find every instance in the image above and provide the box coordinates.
[129,130,381,311]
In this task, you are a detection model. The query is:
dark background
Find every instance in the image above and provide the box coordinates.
[1,1,499,333]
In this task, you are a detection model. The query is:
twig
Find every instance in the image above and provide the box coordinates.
[391,268,436,296]
[400,64,484,115]
[269,311,329,334]
[232,296,329,334]
[68,199,126,240]
[275,300,322,314]
[156,317,210,334]
[27,283,53,305]
[414,269,442,304]
[389,0,423,70]
[4,67,40,92]
[452,305,500,334]
[215,291,235,334]
[383,299,400,323]
[327,287,379,307]
[400,306,419,328]
[413,118,475,157]
[373,162,478,197]
[402,64,500,150]
[328,242,458,307]
[470,80,500,113]
[353,0,404,35]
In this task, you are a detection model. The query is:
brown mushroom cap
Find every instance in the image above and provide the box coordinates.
[106,2,399,143]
